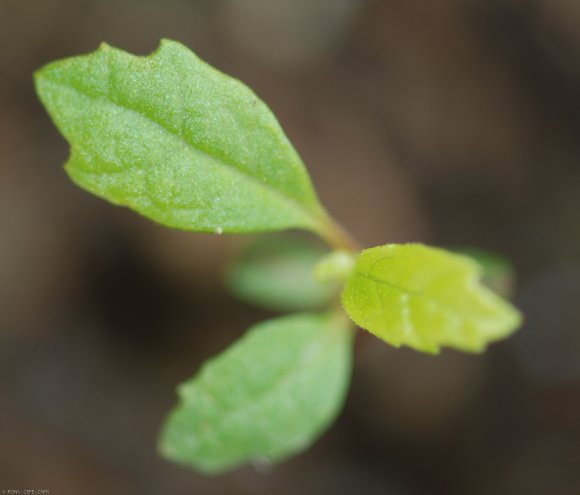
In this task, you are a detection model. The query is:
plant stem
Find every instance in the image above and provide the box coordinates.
[317,215,361,252]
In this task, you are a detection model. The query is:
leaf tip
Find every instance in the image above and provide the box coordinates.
[159,38,178,48]
[97,41,113,53]
[156,38,190,57]
[157,436,173,461]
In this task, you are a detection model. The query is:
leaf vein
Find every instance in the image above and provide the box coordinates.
[47,77,321,228]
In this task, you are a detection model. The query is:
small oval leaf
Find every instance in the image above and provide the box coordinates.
[225,235,337,311]
[159,313,353,474]
[34,40,328,234]
[342,244,522,354]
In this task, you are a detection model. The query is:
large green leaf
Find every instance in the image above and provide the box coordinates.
[225,235,337,311]
[34,40,328,233]
[342,244,522,354]
[159,313,353,473]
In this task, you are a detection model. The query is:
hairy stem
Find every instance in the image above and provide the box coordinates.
[317,215,361,253]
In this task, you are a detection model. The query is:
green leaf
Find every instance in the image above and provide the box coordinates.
[34,39,329,234]
[314,249,356,286]
[341,244,522,354]
[159,312,353,474]
[225,235,337,311]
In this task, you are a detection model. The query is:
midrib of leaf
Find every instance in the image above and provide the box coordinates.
[46,76,327,232]
[352,271,491,321]
[187,322,342,444]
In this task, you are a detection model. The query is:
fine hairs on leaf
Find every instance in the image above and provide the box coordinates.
[34,39,523,474]
[160,313,353,473]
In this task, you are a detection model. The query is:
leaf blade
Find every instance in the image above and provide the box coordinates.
[159,313,353,473]
[342,244,522,353]
[35,39,327,233]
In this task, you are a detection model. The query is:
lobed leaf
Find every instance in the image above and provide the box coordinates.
[34,40,328,234]
[159,313,353,474]
[341,244,522,354]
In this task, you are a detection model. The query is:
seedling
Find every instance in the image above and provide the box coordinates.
[34,39,522,474]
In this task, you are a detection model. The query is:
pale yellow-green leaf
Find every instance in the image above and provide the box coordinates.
[341,244,522,353]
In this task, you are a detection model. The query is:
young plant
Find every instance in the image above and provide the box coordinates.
[34,39,522,474]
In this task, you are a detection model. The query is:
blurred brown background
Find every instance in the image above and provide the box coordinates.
[2,0,580,493]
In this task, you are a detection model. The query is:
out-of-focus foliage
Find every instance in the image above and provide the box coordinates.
[226,236,337,311]
[160,313,353,473]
